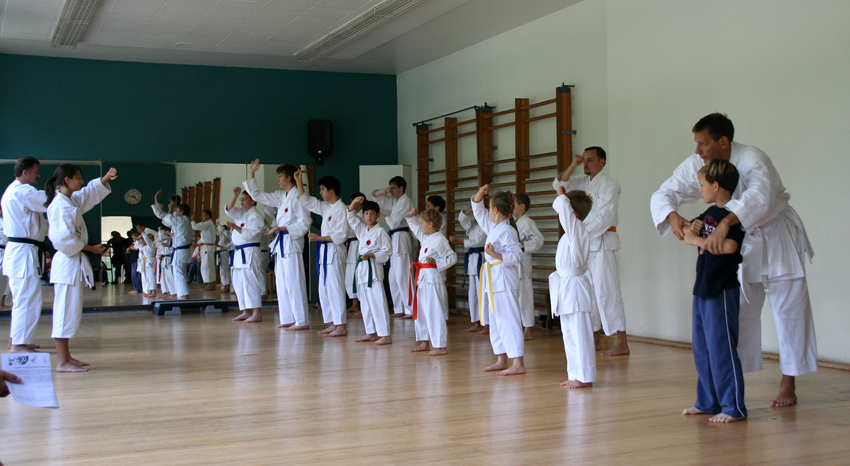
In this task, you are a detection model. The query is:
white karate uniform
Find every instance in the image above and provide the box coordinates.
[2,179,49,346]
[300,195,350,326]
[48,178,111,339]
[347,211,392,337]
[191,219,217,284]
[226,205,264,311]
[158,231,174,295]
[373,192,414,315]
[650,142,817,376]
[439,212,447,238]
[344,227,360,300]
[217,226,233,287]
[515,214,544,328]
[471,196,524,358]
[140,236,156,294]
[554,172,625,335]
[243,179,311,326]
[407,216,457,348]
[549,194,596,383]
[458,210,487,325]
[0,220,11,299]
[152,204,193,298]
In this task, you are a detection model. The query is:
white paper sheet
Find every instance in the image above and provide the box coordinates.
[1,353,59,409]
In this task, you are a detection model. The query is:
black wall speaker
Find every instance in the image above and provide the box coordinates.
[308,120,333,158]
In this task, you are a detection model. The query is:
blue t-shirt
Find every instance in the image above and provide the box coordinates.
[693,205,745,298]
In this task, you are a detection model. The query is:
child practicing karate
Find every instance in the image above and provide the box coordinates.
[549,185,596,388]
[216,224,233,294]
[513,193,544,341]
[296,170,351,338]
[346,197,393,346]
[225,187,266,323]
[471,185,525,376]
[406,207,457,356]
[45,164,116,372]
[450,206,488,334]
[152,190,193,300]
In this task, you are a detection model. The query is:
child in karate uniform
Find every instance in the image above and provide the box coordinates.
[347,197,393,346]
[137,230,157,298]
[549,186,595,388]
[225,187,265,323]
[425,195,447,237]
[472,185,525,376]
[450,206,488,334]
[45,165,116,372]
[216,224,233,294]
[406,208,457,356]
[514,193,545,340]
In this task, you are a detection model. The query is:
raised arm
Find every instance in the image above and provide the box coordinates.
[405,209,425,242]
[471,185,494,233]
[73,170,115,214]
[243,177,283,208]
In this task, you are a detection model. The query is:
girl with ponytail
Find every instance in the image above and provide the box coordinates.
[471,184,526,376]
[46,164,117,372]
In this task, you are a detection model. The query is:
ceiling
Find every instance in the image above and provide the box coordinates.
[0,0,581,74]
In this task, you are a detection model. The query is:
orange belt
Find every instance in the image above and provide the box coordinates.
[408,262,438,320]
[606,226,617,232]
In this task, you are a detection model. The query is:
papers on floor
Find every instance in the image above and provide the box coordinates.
[1,353,59,409]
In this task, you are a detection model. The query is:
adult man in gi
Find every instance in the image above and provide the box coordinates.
[2,157,48,353]
[651,113,816,407]
[556,147,630,356]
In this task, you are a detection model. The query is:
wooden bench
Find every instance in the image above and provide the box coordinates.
[152,299,230,316]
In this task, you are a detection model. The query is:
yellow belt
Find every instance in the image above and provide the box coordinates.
[478,260,502,321]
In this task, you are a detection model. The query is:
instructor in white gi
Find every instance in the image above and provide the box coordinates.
[3,157,48,353]
[556,147,630,356]
[650,113,816,407]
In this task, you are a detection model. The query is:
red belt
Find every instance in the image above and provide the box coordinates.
[606,226,617,232]
[408,262,438,320]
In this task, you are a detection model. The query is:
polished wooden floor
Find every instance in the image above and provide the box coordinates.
[1,307,849,466]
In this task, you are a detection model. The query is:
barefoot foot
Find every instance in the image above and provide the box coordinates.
[682,406,707,415]
[476,326,490,335]
[401,314,413,320]
[484,362,509,372]
[410,342,430,353]
[426,347,448,356]
[318,325,336,335]
[560,379,591,388]
[277,322,294,328]
[243,315,263,323]
[232,312,251,322]
[285,325,310,332]
[602,342,630,357]
[709,413,745,423]
[497,365,526,376]
[356,334,378,342]
[372,336,392,346]
[69,357,90,367]
[326,327,347,338]
[56,362,89,372]
[523,327,533,341]
[770,375,797,407]
[463,323,482,333]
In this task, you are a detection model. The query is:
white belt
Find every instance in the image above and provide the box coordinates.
[548,267,588,316]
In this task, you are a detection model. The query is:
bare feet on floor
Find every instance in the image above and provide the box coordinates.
[498,365,526,376]
[771,375,797,407]
[372,336,392,346]
[463,323,482,333]
[410,342,430,353]
[56,362,88,372]
[200,284,216,291]
[602,340,630,357]
[232,312,251,321]
[285,325,309,332]
[426,348,448,356]
[483,362,508,372]
[277,322,294,328]
[560,379,591,389]
[69,357,90,367]
[401,314,413,320]
[476,326,490,335]
[709,413,745,423]
[523,327,533,341]
[391,313,405,318]
[682,406,707,415]
[326,327,347,337]
[243,315,262,323]
[318,325,336,335]
[9,345,39,353]
[356,334,378,342]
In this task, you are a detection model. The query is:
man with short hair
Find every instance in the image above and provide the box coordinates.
[373,176,414,318]
[651,112,817,407]
[556,146,629,357]
[2,156,48,352]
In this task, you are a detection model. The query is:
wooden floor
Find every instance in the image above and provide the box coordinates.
[1,308,849,466]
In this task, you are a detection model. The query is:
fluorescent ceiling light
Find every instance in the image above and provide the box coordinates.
[295,0,429,62]
[51,0,100,48]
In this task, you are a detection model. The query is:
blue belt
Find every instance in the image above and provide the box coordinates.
[231,242,261,267]
[462,247,484,288]
[272,229,290,258]
[171,244,189,262]
[387,227,410,269]
[315,240,331,285]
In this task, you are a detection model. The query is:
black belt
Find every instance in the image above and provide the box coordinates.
[7,237,48,272]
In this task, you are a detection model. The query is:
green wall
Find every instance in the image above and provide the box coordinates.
[0,53,399,199]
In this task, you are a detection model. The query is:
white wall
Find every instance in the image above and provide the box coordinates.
[397,0,850,363]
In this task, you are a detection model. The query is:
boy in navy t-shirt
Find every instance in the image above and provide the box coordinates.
[681,158,747,423]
